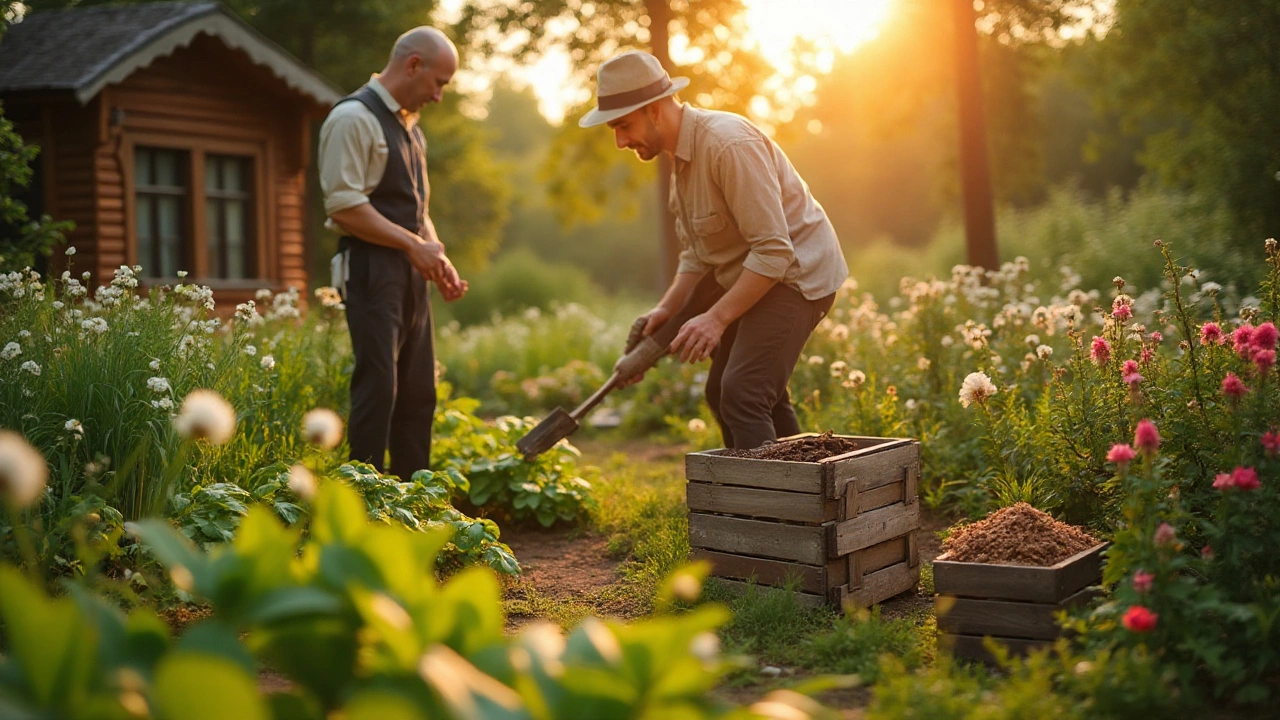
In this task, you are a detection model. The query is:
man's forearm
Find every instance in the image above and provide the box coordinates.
[706,269,776,326]
[330,203,424,253]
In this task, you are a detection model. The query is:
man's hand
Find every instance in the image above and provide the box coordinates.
[617,305,673,387]
[435,255,468,302]
[405,237,447,281]
[670,312,726,363]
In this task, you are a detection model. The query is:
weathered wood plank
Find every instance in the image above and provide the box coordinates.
[686,483,831,524]
[935,588,1095,641]
[839,480,904,520]
[707,578,828,609]
[817,437,911,465]
[836,560,920,608]
[933,543,1106,604]
[830,442,921,498]
[833,502,921,556]
[685,453,824,494]
[688,513,828,565]
[938,634,1050,664]
[691,549,829,594]
[848,535,912,588]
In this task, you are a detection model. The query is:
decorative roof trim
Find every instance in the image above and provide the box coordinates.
[74,7,341,106]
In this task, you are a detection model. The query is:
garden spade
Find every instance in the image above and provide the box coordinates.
[516,274,722,460]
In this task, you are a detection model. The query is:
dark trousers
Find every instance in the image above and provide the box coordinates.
[344,240,436,479]
[705,283,835,450]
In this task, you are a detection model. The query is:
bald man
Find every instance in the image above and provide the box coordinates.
[318,27,467,479]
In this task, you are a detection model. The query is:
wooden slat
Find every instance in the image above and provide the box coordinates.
[686,482,831,523]
[932,543,1106,604]
[836,560,919,608]
[685,453,824,494]
[935,587,1095,641]
[840,479,903,521]
[833,502,920,556]
[830,442,921,498]
[938,633,1050,664]
[816,437,910,465]
[692,549,830,594]
[848,535,911,588]
[688,513,827,565]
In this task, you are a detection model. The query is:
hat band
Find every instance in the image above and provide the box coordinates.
[597,76,672,111]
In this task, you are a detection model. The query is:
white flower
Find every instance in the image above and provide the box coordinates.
[173,389,236,444]
[940,335,955,347]
[807,355,825,365]
[916,357,931,371]
[151,397,174,411]
[51,301,64,310]
[1036,344,1054,360]
[17,330,29,339]
[1024,334,1041,348]
[149,358,161,371]
[958,371,998,408]
[65,246,76,256]
[0,431,48,508]
[260,354,275,370]
[80,317,108,334]
[843,369,867,389]
[687,418,707,433]
[689,631,719,663]
[20,361,40,376]
[147,377,171,394]
[1,342,20,360]
[1200,282,1222,296]
[64,419,83,436]
[177,270,188,278]
[243,344,257,356]
[829,360,848,377]
[287,463,317,501]
[302,408,343,449]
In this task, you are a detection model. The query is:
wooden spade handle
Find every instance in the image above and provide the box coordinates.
[613,272,723,381]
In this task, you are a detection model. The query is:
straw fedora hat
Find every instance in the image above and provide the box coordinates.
[579,51,690,128]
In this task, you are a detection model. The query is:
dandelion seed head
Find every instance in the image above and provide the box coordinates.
[302,408,343,450]
[173,390,236,444]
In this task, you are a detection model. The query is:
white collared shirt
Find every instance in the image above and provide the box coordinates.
[317,76,424,228]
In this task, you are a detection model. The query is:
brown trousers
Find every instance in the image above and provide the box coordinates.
[704,280,835,449]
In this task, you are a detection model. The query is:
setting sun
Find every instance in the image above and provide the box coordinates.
[743,0,894,73]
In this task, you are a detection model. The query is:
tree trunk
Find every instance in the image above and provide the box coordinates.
[953,0,998,270]
[646,0,679,289]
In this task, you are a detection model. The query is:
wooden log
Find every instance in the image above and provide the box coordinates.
[835,560,920,608]
[932,543,1106,604]
[688,513,827,565]
[691,549,830,595]
[832,502,921,557]
[686,482,830,524]
[934,587,1096,641]
[938,633,1050,664]
[685,453,824,494]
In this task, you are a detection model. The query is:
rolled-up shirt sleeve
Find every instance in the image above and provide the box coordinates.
[715,139,794,280]
[318,107,381,216]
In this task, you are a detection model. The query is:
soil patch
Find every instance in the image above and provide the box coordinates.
[503,526,621,599]
[940,502,1098,566]
[723,432,862,462]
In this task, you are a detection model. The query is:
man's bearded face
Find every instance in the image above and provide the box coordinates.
[609,108,663,161]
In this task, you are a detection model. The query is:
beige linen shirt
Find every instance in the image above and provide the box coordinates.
[671,106,847,300]
[317,76,426,231]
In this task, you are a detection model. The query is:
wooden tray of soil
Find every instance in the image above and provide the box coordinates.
[933,503,1105,662]
[686,432,922,608]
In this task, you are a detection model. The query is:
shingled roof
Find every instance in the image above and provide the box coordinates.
[0,1,340,105]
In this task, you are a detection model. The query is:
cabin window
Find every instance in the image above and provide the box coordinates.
[204,154,255,280]
[134,147,189,278]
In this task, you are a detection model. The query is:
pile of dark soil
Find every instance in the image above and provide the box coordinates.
[940,502,1099,566]
[722,431,863,462]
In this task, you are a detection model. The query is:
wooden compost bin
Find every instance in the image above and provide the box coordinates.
[686,433,921,608]
[934,543,1107,662]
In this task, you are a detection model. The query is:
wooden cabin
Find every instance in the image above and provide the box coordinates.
[0,1,340,304]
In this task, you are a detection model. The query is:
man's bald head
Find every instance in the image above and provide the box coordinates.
[390,27,457,67]
[379,26,459,113]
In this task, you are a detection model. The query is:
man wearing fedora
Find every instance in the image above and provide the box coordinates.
[581,51,849,450]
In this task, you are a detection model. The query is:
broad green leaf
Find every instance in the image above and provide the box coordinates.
[250,616,359,709]
[312,482,369,545]
[126,519,214,596]
[343,691,428,720]
[174,620,256,675]
[152,653,268,720]
[437,567,505,656]
[418,645,530,720]
[0,566,96,710]
[246,587,345,625]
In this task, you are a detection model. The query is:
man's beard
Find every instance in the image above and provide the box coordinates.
[630,117,662,161]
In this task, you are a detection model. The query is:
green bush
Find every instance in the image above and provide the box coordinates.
[440,247,603,327]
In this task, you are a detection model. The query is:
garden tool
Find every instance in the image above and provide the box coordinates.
[516,273,722,460]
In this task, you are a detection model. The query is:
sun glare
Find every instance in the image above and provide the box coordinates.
[742,0,894,73]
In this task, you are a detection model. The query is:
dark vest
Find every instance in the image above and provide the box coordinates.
[334,84,429,250]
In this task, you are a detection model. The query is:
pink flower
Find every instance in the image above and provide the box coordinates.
[1124,371,1144,387]
[1234,324,1256,359]
[1091,336,1112,365]
[1261,429,1280,458]
[1153,522,1177,548]
[1222,372,1249,399]
[1140,347,1154,366]
[1213,472,1234,489]
[1134,419,1160,455]
[1107,443,1137,467]
[1132,571,1155,594]
[1255,349,1276,373]
[1201,544,1215,561]
[1253,322,1279,351]
[1150,331,1163,344]
[1122,360,1139,375]
[1113,304,1133,321]
[1200,322,1223,346]
[1230,466,1260,491]
[1123,605,1159,632]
